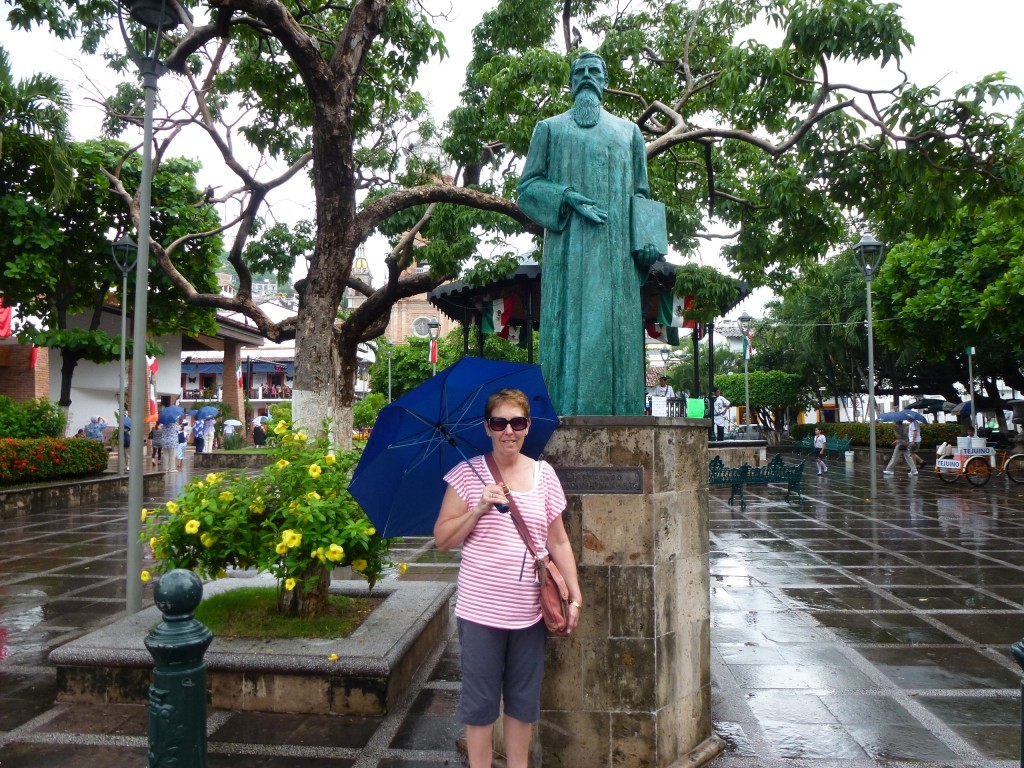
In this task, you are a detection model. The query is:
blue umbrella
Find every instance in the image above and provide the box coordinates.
[878,409,927,423]
[194,406,219,420]
[157,406,185,425]
[348,356,559,538]
[120,415,132,428]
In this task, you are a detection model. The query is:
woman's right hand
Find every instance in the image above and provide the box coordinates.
[474,483,507,514]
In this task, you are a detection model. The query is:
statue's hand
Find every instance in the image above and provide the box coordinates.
[634,243,660,271]
[564,190,608,224]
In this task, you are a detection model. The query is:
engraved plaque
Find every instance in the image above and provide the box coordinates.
[553,466,644,494]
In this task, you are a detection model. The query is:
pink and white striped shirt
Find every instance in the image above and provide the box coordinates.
[444,455,566,629]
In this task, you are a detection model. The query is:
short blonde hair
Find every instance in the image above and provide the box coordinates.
[485,388,530,419]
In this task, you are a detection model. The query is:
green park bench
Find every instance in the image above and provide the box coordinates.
[709,454,806,510]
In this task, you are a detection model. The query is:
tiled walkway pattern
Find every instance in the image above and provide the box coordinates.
[2,455,1024,766]
[710,461,1024,767]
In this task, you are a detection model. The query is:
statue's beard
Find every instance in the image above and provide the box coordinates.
[572,89,602,128]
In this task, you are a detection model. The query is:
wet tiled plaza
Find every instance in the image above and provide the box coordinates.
[1,452,1023,766]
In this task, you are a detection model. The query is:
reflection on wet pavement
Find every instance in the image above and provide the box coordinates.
[710,457,1024,767]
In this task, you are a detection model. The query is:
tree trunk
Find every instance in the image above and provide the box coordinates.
[277,561,331,618]
[58,349,82,409]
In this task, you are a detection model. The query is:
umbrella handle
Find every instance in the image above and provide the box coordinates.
[456,444,509,514]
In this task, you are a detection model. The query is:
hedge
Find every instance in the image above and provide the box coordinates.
[0,396,65,438]
[0,438,109,486]
[789,421,964,449]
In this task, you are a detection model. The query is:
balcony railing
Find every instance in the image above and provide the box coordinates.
[180,386,294,402]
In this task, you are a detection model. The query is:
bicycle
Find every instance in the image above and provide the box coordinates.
[935,447,1024,487]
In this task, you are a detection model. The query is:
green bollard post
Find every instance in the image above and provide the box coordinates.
[1012,640,1024,768]
[145,569,214,768]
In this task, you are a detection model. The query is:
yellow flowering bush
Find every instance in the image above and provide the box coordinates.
[141,420,393,616]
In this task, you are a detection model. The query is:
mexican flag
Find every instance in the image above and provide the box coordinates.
[236,363,244,387]
[743,328,755,360]
[657,293,696,329]
[428,338,438,364]
[645,322,679,345]
[482,295,516,336]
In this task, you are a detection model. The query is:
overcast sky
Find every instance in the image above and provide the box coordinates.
[2,0,1021,318]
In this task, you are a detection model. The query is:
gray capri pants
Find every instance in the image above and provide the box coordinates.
[456,617,547,725]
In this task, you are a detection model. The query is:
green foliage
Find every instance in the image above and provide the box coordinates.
[789,421,962,449]
[0,437,107,485]
[671,264,742,324]
[142,421,395,600]
[0,396,65,437]
[353,393,387,430]
[367,329,535,401]
[221,432,247,451]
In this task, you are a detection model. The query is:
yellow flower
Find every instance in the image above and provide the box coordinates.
[140,570,151,582]
[325,453,336,466]
[218,491,234,503]
[314,546,326,563]
[276,459,290,470]
[285,531,302,549]
[399,562,408,574]
[307,491,320,501]
[149,536,159,551]
[249,497,265,514]
[185,519,201,535]
[140,508,149,522]
[365,526,376,536]
[327,543,344,562]
[308,464,322,479]
[275,542,288,555]
[193,481,204,490]
[165,501,179,514]
[295,432,307,442]
[274,420,288,435]
[327,653,339,662]
[285,578,297,591]
[206,473,220,484]
[352,559,367,572]
[201,533,215,548]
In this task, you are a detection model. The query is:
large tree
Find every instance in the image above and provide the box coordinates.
[6,0,1021,443]
[0,138,221,407]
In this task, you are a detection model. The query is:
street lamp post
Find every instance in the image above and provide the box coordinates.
[112,235,137,477]
[387,340,393,402]
[739,311,752,429]
[852,234,886,491]
[118,0,188,612]
[428,317,441,376]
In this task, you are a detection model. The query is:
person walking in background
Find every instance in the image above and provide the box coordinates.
[654,376,675,398]
[149,426,162,467]
[203,417,216,453]
[193,420,205,455]
[712,388,730,441]
[814,427,828,475]
[84,416,106,441]
[883,420,917,476]
[176,421,186,471]
[907,418,923,469]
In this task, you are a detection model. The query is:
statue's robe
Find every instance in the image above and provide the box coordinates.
[518,109,649,416]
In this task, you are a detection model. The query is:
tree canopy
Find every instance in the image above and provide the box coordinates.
[4,0,1021,438]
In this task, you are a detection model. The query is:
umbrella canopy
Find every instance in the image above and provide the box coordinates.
[905,398,946,411]
[949,401,972,416]
[157,406,185,425]
[194,406,219,420]
[120,415,132,428]
[349,356,559,538]
[223,419,243,427]
[878,409,928,423]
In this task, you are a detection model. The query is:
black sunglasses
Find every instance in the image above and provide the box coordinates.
[487,416,530,432]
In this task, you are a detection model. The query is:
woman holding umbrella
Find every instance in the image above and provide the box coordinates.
[434,388,581,768]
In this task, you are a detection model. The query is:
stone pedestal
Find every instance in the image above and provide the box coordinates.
[538,417,713,768]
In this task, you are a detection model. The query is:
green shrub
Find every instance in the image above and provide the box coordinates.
[0,396,66,438]
[0,437,108,485]
[789,421,963,448]
[222,432,246,450]
[353,393,387,430]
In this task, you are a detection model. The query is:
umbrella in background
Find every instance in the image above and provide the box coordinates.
[349,356,559,538]
[120,415,132,428]
[157,406,185,425]
[223,419,243,427]
[949,401,972,416]
[905,398,947,412]
[878,409,928,423]
[195,406,219,420]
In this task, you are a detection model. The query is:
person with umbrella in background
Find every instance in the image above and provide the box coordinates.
[883,419,918,476]
[433,388,581,768]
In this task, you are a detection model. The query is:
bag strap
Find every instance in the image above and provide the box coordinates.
[484,453,542,560]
